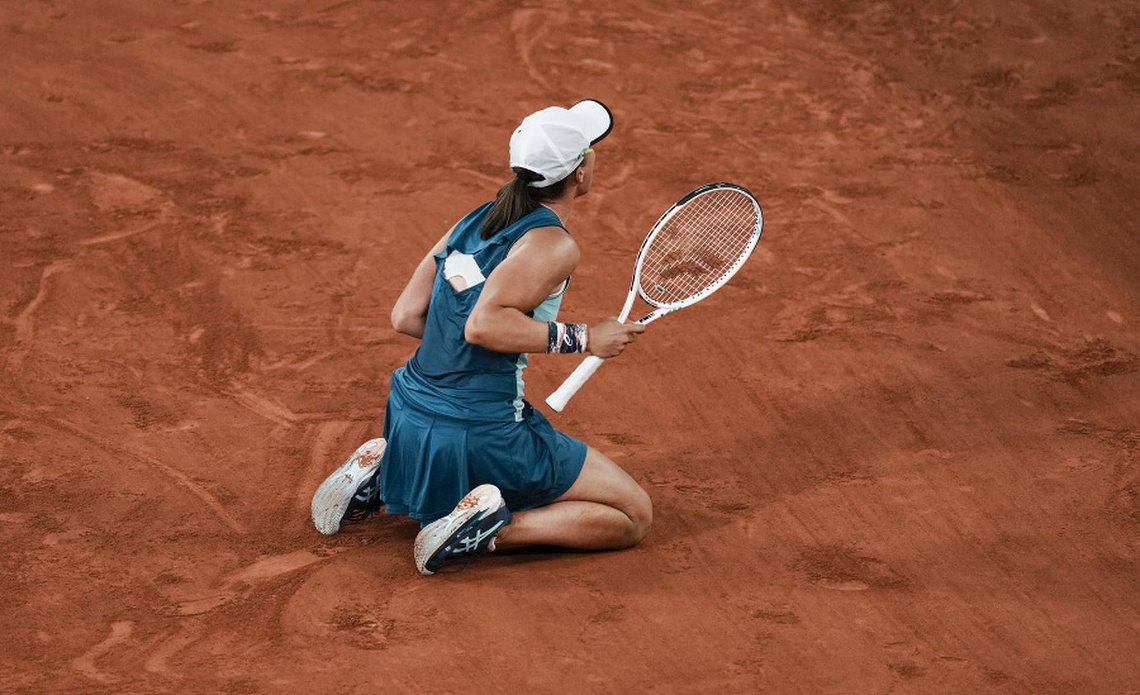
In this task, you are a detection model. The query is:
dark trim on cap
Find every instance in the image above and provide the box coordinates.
[575,99,614,145]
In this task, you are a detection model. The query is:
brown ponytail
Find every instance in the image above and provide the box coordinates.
[480,166,575,239]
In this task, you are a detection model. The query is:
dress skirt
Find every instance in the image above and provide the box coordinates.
[377,373,588,523]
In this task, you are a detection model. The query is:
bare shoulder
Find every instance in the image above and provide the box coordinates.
[480,224,580,308]
[509,225,580,265]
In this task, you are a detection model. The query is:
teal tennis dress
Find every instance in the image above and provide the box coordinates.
[377,203,589,522]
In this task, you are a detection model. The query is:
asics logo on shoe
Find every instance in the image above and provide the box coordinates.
[451,520,506,554]
[343,471,382,522]
[353,482,377,503]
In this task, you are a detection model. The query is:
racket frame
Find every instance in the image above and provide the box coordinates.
[622,181,763,325]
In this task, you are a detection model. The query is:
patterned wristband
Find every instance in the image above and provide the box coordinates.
[547,322,588,354]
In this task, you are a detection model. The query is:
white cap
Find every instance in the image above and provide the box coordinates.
[509,99,613,188]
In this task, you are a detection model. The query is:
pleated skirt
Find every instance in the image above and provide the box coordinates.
[377,374,588,523]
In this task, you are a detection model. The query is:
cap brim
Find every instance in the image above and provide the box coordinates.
[569,99,614,145]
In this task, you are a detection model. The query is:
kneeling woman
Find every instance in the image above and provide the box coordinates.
[312,99,651,575]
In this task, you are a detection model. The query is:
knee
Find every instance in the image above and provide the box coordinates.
[623,489,653,547]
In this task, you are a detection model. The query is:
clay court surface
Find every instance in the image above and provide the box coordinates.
[3,0,1139,692]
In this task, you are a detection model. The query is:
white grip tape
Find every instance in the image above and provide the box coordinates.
[544,355,605,412]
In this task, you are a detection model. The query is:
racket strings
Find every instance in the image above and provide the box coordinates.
[638,190,757,307]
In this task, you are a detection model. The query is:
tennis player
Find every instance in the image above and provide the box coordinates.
[312,100,651,575]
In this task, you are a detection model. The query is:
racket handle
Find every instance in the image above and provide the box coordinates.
[545,355,605,412]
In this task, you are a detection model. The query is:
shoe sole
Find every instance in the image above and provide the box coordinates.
[414,484,504,576]
[310,438,387,536]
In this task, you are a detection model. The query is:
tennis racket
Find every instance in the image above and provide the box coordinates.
[545,182,763,412]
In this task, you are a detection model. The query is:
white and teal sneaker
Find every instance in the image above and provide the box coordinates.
[311,438,386,536]
[414,484,512,575]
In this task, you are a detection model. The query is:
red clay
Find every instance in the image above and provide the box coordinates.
[2,1,1138,693]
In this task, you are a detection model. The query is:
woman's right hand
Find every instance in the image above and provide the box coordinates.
[587,318,647,358]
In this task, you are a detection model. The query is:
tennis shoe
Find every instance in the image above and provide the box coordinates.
[311,438,386,536]
[414,484,512,575]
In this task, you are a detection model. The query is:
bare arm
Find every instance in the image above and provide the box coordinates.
[464,226,575,352]
[465,227,645,357]
[390,229,451,339]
